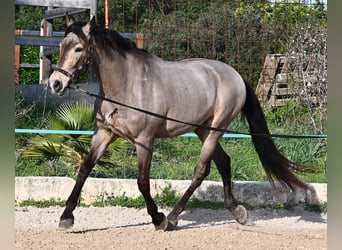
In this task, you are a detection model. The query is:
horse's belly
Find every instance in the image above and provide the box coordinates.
[155,106,213,138]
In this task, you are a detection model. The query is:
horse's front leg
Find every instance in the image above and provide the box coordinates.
[59,129,117,229]
[135,138,168,230]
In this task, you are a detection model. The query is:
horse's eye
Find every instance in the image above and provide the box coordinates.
[75,47,83,53]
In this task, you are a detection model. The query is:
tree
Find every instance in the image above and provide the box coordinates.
[283,13,327,134]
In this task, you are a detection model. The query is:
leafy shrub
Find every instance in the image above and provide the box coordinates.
[17,101,130,177]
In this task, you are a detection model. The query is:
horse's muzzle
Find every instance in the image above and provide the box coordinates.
[48,78,67,96]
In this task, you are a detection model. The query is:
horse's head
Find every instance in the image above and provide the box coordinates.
[48,14,95,96]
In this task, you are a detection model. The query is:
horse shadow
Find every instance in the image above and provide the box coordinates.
[175,183,327,230]
[66,205,326,234]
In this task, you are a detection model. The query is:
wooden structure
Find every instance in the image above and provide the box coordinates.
[15,0,98,16]
[15,0,98,84]
[256,54,300,108]
[15,0,145,85]
[256,53,327,108]
[15,31,144,84]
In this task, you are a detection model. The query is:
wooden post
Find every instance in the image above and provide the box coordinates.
[40,16,53,84]
[105,0,110,29]
[136,33,144,49]
[40,18,47,84]
[15,30,21,84]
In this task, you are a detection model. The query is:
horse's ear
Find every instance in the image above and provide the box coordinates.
[65,13,75,27]
[90,16,96,27]
[82,16,96,36]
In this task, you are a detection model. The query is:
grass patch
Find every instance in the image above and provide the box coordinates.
[305,202,327,213]
[91,184,224,209]
[18,199,67,208]
[17,197,326,213]
[17,185,223,210]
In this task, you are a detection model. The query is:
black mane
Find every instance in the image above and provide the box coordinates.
[66,21,149,59]
[91,24,142,57]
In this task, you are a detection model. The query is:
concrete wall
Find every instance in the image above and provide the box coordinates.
[16,82,98,105]
[15,177,327,207]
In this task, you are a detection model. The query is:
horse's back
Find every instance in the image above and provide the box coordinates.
[159,58,246,113]
[161,58,245,93]
[145,57,247,136]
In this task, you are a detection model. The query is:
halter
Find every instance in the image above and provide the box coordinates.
[54,39,94,85]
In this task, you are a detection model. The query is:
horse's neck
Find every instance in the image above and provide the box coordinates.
[92,46,132,99]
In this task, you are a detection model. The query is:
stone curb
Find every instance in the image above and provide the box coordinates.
[15,177,327,207]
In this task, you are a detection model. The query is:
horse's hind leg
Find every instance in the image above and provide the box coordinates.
[166,131,222,230]
[59,129,117,229]
[212,143,248,225]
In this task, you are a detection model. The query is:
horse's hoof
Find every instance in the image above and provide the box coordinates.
[232,205,248,225]
[58,218,74,229]
[154,214,168,231]
[165,219,178,231]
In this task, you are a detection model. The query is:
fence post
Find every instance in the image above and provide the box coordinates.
[15,30,21,84]
[136,33,144,49]
[39,17,53,84]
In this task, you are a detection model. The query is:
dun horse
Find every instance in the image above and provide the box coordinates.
[48,15,307,231]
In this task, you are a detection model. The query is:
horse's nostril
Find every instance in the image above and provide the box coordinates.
[53,80,62,91]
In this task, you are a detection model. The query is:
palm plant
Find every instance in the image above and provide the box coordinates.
[23,102,130,172]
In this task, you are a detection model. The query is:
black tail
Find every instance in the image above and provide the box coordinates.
[242,81,308,191]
